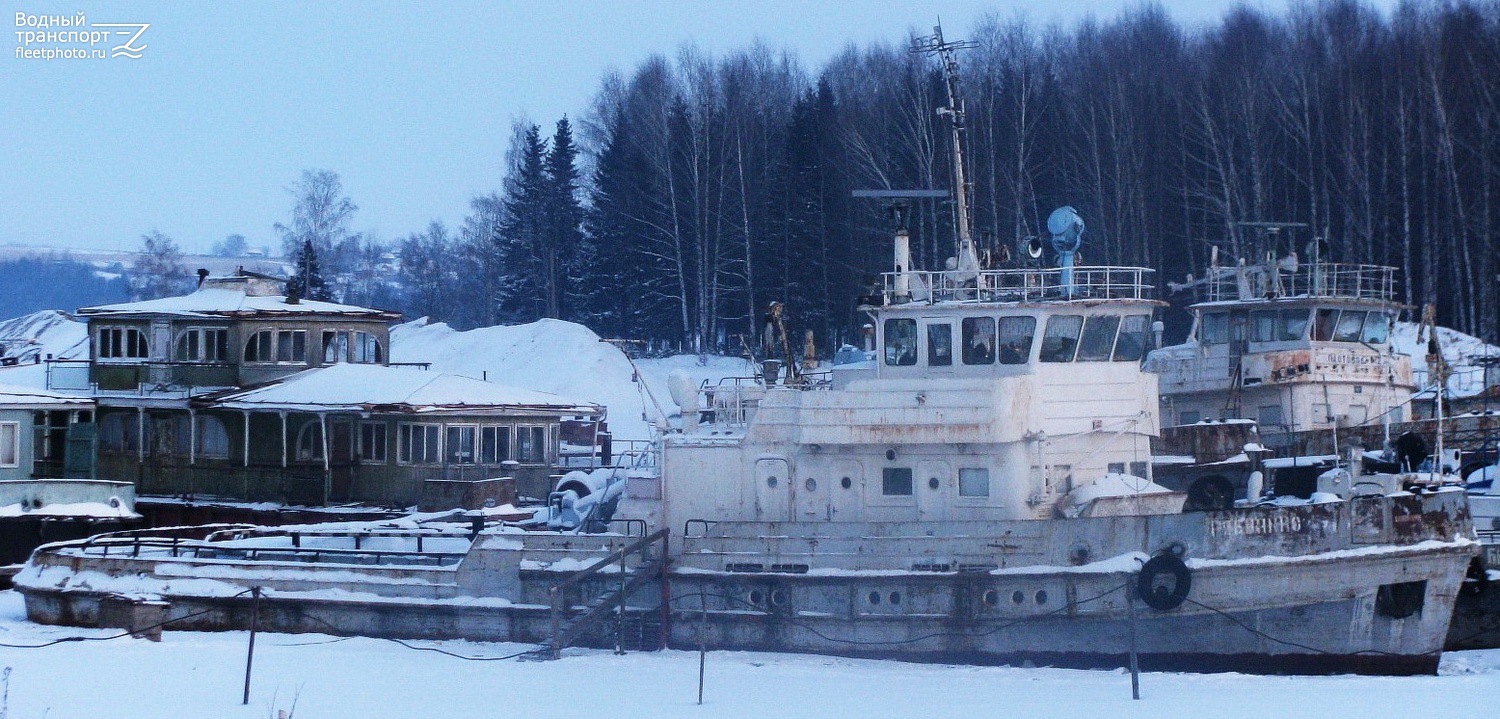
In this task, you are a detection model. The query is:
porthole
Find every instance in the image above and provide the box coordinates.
[840,477,852,489]
[767,475,778,488]
[928,477,940,490]
[1035,590,1048,605]
[1011,590,1025,605]
[771,589,787,607]
[749,590,764,606]
[885,449,897,461]
[889,591,902,605]
[868,591,882,605]
[108,497,121,508]
[982,589,999,606]
[805,477,817,492]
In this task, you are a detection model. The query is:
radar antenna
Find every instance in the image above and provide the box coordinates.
[912,24,980,276]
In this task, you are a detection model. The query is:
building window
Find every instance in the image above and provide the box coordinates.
[295,422,324,462]
[276,330,308,363]
[97,327,149,359]
[962,317,996,365]
[958,467,989,497]
[881,467,913,496]
[1259,404,1285,430]
[323,331,350,364]
[446,425,477,464]
[359,422,387,463]
[1039,315,1084,362]
[176,328,228,362]
[1076,315,1120,362]
[398,423,441,464]
[0,422,18,467]
[481,425,512,463]
[98,413,146,452]
[353,332,382,364]
[883,319,917,366]
[516,425,546,464]
[244,330,273,362]
[1178,410,1201,425]
[926,324,952,366]
[196,415,230,458]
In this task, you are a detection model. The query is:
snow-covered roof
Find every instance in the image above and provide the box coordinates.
[78,286,398,320]
[197,364,600,415]
[0,381,92,408]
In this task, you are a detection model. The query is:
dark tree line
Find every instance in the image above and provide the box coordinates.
[529,0,1500,349]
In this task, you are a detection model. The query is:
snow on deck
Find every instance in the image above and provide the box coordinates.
[77,286,397,319]
[0,589,1493,718]
[205,364,599,414]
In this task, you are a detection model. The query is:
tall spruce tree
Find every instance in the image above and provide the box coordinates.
[288,237,330,301]
[495,124,550,322]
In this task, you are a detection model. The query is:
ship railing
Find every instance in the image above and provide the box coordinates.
[1199,262,1398,303]
[878,266,1155,305]
[700,376,766,428]
[67,524,473,566]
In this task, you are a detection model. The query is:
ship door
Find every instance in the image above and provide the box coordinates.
[828,460,863,521]
[917,459,951,521]
[755,458,793,521]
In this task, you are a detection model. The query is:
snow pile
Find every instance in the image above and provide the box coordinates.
[0,309,88,388]
[390,318,753,442]
[1391,321,1499,397]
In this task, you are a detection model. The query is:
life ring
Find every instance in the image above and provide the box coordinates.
[1137,554,1192,611]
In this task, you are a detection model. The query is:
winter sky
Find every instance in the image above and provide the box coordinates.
[2,0,1400,256]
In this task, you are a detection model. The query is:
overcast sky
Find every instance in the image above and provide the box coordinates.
[2,0,1395,255]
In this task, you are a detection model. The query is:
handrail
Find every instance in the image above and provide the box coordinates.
[548,528,670,659]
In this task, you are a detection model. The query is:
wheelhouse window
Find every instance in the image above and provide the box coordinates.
[446,425,477,464]
[1280,309,1310,341]
[881,467,913,496]
[97,327,148,359]
[353,332,383,364]
[997,316,1036,364]
[883,319,917,366]
[962,317,996,365]
[1333,311,1366,342]
[1113,315,1150,362]
[398,423,441,464]
[481,425,512,463]
[926,324,953,366]
[176,328,228,362]
[1039,315,1084,362]
[1313,309,1339,341]
[1076,316,1120,362]
[1250,310,1277,342]
[1199,312,1228,345]
[1361,312,1390,344]
[958,467,989,497]
[516,425,546,464]
[359,422,388,463]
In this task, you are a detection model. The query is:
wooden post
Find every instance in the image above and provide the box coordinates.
[242,587,261,705]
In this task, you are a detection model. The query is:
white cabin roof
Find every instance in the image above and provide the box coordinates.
[200,364,600,415]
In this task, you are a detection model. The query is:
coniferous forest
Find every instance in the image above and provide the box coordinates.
[119,1,1500,352]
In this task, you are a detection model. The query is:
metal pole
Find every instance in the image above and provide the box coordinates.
[242,587,261,705]
[698,589,708,705]
[1126,583,1140,701]
[615,549,626,655]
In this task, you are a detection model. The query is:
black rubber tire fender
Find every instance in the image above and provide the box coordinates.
[1137,553,1192,611]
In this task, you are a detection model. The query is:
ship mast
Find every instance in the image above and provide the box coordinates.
[913,24,980,275]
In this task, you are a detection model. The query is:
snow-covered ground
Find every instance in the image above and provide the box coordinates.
[0,590,1493,718]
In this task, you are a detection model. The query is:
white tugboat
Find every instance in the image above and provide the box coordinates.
[12,26,1477,675]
